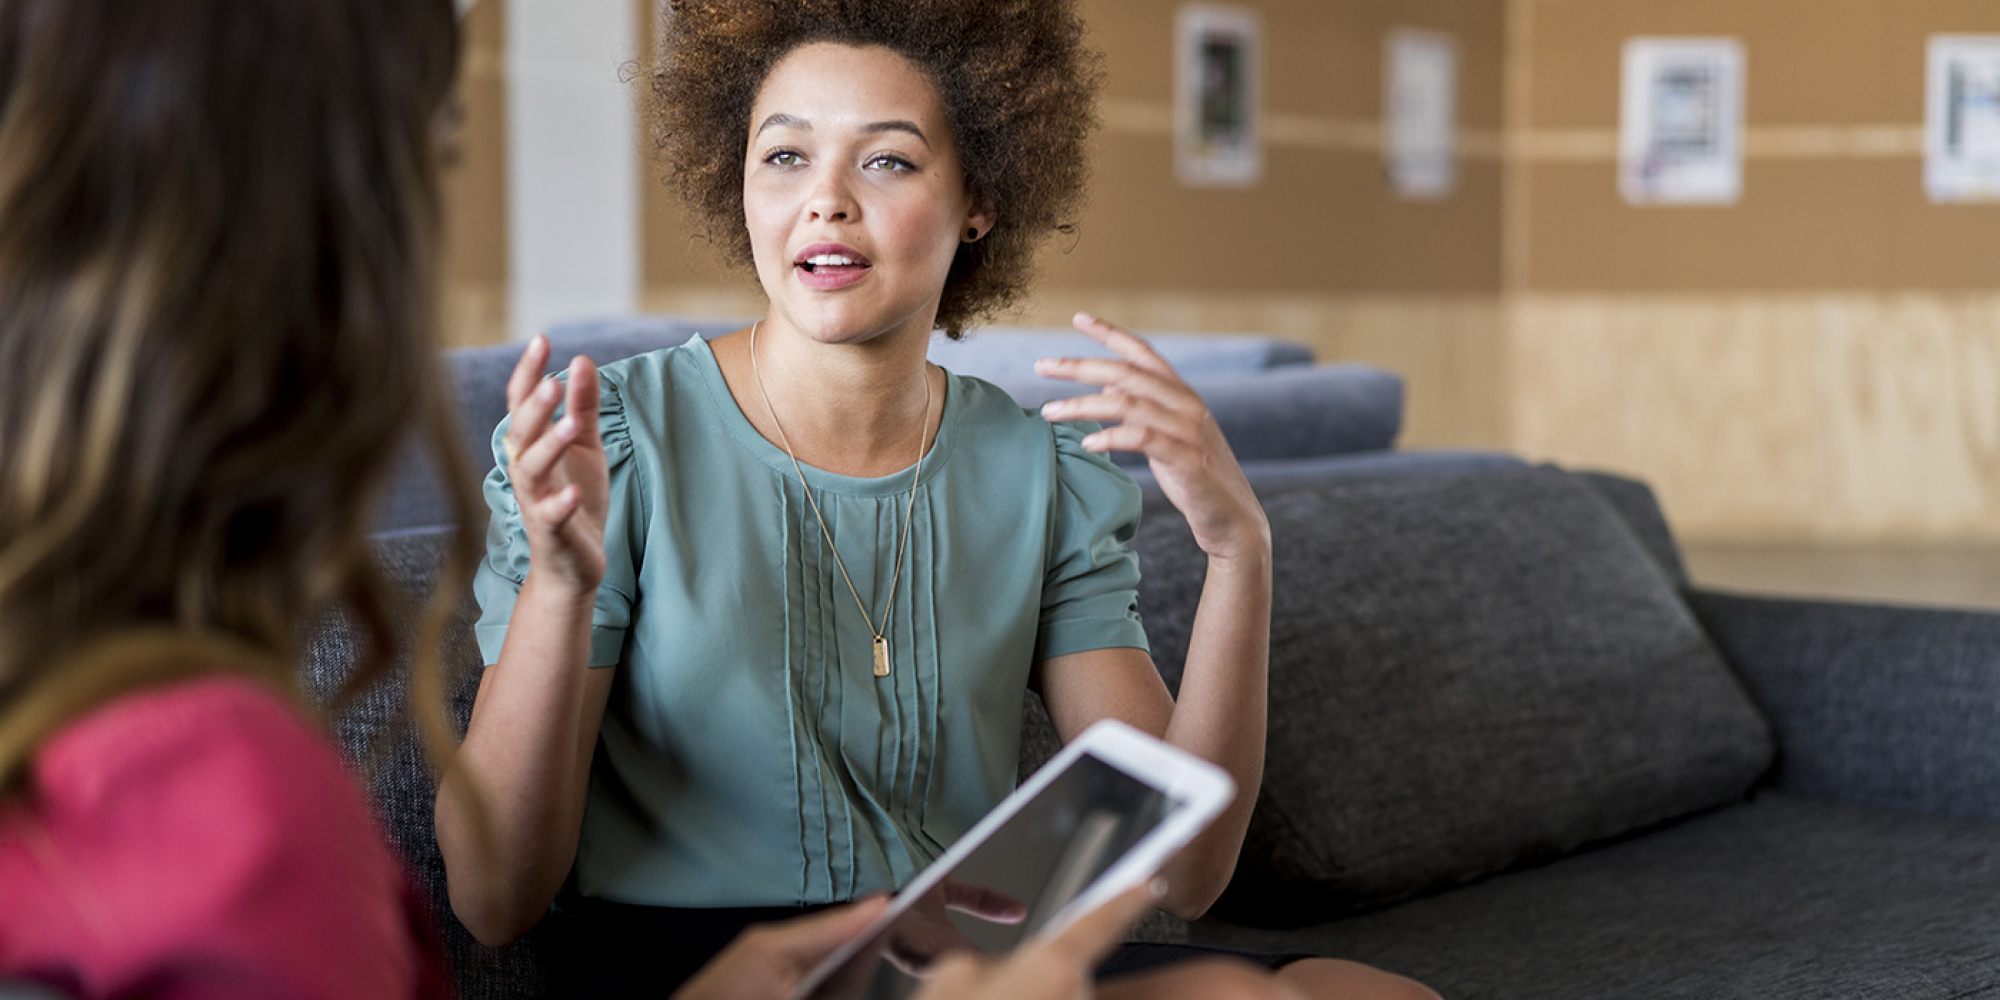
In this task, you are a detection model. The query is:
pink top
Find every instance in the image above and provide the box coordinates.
[0,676,446,999]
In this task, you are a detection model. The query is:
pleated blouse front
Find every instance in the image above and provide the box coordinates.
[472,336,1148,908]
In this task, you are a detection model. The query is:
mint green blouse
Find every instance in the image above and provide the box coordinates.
[472,336,1149,907]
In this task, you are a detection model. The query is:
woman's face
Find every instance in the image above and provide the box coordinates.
[743,42,992,346]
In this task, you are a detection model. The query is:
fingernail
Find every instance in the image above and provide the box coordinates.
[1040,400,1065,417]
[556,415,576,437]
[1075,311,1097,325]
[538,379,559,400]
[1082,433,1105,450]
[1148,878,1169,899]
[1034,358,1058,372]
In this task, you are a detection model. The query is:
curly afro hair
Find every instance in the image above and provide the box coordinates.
[649,0,1104,338]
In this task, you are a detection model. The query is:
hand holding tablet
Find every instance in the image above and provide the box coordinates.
[788,721,1236,1000]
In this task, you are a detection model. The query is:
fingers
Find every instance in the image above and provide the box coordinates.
[505,357,597,496]
[1032,358,1201,420]
[746,895,891,972]
[503,375,561,469]
[566,357,601,447]
[1040,394,1206,466]
[1040,391,1201,438]
[1071,311,1173,377]
[506,334,551,412]
[1040,880,1164,968]
[941,879,1028,924]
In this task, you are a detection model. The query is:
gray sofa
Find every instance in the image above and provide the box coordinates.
[321,320,2000,999]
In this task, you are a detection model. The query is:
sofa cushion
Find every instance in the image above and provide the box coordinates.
[1130,467,1774,923]
[1188,795,2000,1000]
[931,327,1313,383]
[988,363,1405,468]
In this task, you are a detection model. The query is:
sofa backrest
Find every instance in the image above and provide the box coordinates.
[1124,467,1769,925]
[373,317,1404,534]
[930,326,1313,382]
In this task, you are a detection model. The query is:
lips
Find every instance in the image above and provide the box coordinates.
[793,242,872,291]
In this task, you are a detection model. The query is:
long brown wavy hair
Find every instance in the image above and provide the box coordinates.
[0,0,483,790]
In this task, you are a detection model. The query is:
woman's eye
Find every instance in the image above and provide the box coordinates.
[764,150,804,167]
[866,154,915,172]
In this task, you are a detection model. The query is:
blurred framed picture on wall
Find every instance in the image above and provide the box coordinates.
[1618,38,1745,206]
[1384,29,1459,200]
[1176,4,1262,188]
[1926,35,2000,204]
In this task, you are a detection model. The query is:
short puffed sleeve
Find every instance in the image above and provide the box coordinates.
[472,368,643,668]
[1036,420,1150,662]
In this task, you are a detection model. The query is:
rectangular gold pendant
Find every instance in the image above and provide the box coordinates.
[873,636,891,678]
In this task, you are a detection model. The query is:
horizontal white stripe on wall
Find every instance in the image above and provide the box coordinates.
[1100,98,1922,163]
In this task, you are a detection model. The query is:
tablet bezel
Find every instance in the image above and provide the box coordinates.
[786,719,1236,1000]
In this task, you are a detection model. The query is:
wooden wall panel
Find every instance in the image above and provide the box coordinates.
[1520,0,2000,294]
[440,0,509,346]
[1512,294,2000,542]
[642,0,1509,301]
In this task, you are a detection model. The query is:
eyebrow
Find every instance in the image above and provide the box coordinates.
[753,114,931,149]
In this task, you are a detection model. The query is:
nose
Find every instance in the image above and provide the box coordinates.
[804,166,858,224]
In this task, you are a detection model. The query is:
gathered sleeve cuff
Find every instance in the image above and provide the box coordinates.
[472,368,641,668]
[1035,420,1150,662]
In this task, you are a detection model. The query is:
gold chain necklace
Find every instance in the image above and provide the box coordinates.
[749,322,932,678]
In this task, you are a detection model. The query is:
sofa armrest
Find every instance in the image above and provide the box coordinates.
[1685,587,2000,821]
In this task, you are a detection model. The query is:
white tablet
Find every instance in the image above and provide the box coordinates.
[787,719,1236,1000]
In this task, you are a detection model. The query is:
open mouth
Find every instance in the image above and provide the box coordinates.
[793,243,873,289]
[798,253,868,274]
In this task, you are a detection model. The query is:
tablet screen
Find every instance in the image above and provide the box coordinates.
[801,751,1179,1000]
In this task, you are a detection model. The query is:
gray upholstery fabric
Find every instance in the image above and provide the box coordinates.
[304,529,551,1000]
[932,327,1313,382]
[1130,468,1775,925]
[1688,589,2000,822]
[1189,795,2000,1000]
[1573,470,1689,586]
[1147,449,1526,495]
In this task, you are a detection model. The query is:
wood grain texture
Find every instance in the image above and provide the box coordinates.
[1520,0,2000,293]
[638,0,1509,300]
[440,0,509,346]
[1511,294,2000,542]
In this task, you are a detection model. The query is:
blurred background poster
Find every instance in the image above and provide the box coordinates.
[1926,35,2000,204]
[1384,29,1459,201]
[1619,37,1745,206]
[1175,4,1262,188]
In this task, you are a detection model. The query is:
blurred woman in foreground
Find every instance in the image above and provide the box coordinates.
[0,1,1145,997]
[0,0,478,994]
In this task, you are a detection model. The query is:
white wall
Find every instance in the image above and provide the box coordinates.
[505,0,640,341]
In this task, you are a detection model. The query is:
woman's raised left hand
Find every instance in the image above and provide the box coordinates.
[1036,312,1270,563]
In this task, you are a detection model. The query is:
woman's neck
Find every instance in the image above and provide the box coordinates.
[711,315,944,479]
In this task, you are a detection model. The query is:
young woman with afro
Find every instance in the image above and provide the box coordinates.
[437,3,1440,998]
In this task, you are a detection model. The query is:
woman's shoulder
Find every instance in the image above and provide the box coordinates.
[945,373,1138,489]
[2,675,438,997]
[28,675,334,800]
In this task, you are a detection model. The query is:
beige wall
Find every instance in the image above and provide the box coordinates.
[635,0,1512,450]
[445,0,2000,542]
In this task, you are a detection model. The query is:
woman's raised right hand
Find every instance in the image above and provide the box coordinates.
[502,335,610,594]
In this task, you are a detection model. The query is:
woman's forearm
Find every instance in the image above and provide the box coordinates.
[435,571,613,946]
[1158,542,1272,918]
